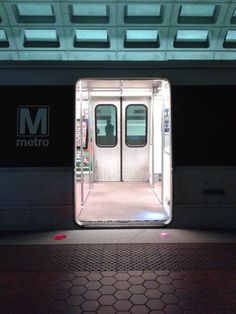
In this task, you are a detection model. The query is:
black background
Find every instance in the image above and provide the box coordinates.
[172,85,236,166]
[0,85,235,167]
[0,86,74,167]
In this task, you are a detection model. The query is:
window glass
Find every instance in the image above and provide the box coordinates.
[126,104,147,147]
[95,105,117,147]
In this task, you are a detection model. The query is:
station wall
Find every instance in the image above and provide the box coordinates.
[171,86,236,228]
[0,62,236,230]
[0,86,76,230]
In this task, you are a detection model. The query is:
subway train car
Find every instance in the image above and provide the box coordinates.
[0,61,236,230]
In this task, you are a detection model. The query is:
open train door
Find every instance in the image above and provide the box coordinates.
[75,79,172,227]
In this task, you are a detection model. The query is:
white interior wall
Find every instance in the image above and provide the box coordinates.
[153,95,163,174]
[76,79,172,222]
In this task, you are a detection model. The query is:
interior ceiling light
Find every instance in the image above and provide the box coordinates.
[74,29,110,48]
[0,29,7,41]
[231,8,236,24]
[178,4,218,24]
[69,4,109,23]
[174,30,209,48]
[0,29,9,47]
[24,29,59,47]
[14,3,55,23]
[125,30,159,48]
[0,29,9,48]
[224,30,236,48]
[124,4,163,23]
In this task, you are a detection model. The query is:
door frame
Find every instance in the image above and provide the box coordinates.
[75,79,173,226]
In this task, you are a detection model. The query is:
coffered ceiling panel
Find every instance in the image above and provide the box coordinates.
[0,0,235,61]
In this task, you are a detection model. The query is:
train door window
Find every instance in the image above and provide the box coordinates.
[95,104,117,147]
[126,104,147,147]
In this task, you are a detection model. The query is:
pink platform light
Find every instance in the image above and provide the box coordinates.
[160,232,169,238]
[53,233,66,240]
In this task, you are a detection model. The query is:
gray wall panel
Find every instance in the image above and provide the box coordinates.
[170,167,236,228]
[0,61,236,86]
[170,205,236,229]
[0,168,76,230]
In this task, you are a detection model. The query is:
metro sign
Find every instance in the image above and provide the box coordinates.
[16,106,50,147]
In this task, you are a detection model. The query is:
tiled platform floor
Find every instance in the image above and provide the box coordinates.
[1,230,236,313]
[1,270,236,314]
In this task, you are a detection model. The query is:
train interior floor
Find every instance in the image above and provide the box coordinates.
[76,182,168,226]
[1,229,236,313]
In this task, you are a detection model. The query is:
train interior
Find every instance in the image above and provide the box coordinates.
[75,79,172,227]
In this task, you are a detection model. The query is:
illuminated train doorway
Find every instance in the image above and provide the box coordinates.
[75,79,172,227]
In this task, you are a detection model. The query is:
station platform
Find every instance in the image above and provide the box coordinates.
[0,229,236,314]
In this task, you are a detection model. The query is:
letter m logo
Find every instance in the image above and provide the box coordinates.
[17,106,49,137]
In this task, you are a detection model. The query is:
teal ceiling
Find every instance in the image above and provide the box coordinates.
[0,0,236,61]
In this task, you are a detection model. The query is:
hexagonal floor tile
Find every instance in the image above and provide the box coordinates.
[81,300,100,312]
[114,300,133,311]
[114,290,132,300]
[98,295,116,306]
